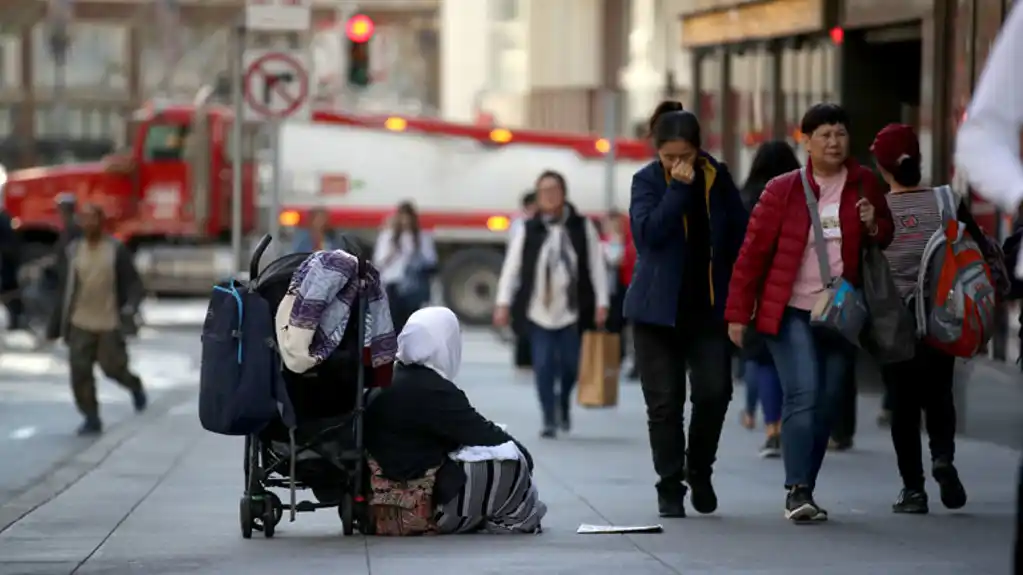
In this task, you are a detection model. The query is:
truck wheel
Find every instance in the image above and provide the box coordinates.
[440,248,504,326]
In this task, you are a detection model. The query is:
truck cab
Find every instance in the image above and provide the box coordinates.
[3,100,259,257]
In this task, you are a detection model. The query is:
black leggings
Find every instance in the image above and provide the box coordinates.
[880,341,957,490]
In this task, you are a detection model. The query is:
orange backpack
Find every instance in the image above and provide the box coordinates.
[913,186,997,357]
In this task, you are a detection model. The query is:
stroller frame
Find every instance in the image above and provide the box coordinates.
[239,235,374,539]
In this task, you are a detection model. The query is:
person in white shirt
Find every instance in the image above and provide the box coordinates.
[952,3,1023,569]
[373,201,438,333]
[493,170,609,438]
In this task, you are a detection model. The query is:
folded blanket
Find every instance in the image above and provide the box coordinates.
[276,249,398,374]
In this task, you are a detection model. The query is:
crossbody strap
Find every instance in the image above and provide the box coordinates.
[799,167,833,284]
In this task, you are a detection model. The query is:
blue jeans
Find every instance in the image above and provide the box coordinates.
[745,360,782,425]
[530,323,581,427]
[766,308,852,488]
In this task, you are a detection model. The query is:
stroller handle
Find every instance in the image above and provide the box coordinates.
[250,234,273,279]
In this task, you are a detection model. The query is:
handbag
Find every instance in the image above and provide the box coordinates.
[857,185,915,364]
[799,168,868,346]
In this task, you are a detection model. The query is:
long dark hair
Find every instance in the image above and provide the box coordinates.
[390,201,421,251]
[742,141,801,210]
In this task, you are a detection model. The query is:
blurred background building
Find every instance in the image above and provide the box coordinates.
[0,0,1017,198]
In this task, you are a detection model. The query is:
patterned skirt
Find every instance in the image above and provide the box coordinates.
[434,456,546,534]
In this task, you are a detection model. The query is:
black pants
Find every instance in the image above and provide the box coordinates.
[1016,457,1023,573]
[831,361,858,442]
[634,319,732,484]
[607,281,628,361]
[881,341,956,490]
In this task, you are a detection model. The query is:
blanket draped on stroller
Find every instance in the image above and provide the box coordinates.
[276,250,398,375]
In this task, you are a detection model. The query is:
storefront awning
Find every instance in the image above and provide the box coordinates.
[680,0,826,48]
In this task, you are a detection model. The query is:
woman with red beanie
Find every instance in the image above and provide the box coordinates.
[871,123,975,515]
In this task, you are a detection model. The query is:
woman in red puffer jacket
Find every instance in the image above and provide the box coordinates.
[724,104,894,523]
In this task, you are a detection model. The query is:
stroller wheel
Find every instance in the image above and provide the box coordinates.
[267,491,284,526]
[239,497,253,539]
[339,495,354,536]
[262,502,276,539]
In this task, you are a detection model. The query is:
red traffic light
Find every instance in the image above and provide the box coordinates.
[829,26,844,45]
[346,15,375,43]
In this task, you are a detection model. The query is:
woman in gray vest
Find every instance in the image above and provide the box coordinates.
[493,170,609,438]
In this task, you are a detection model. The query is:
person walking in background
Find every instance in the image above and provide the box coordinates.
[0,196,23,331]
[292,208,339,252]
[726,103,894,522]
[511,192,538,368]
[601,209,630,367]
[619,216,639,381]
[373,201,438,334]
[873,123,973,515]
[737,141,802,457]
[46,204,147,435]
[494,170,608,439]
[625,101,748,518]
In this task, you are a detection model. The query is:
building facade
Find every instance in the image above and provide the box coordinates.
[441,0,636,134]
[676,0,1017,189]
[0,0,439,169]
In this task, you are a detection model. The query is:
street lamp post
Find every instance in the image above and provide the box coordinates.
[48,1,72,164]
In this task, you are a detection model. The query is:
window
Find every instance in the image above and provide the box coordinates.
[0,35,20,89]
[143,122,191,162]
[32,23,127,90]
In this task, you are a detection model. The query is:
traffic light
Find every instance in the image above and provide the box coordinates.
[348,40,370,87]
[346,14,373,88]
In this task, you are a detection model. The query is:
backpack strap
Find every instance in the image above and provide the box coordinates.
[933,185,959,223]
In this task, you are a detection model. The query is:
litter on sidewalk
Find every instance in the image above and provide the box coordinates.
[576,523,663,534]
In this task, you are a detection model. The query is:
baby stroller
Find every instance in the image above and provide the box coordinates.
[200,235,377,539]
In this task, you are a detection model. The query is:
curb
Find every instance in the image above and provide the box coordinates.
[0,385,198,534]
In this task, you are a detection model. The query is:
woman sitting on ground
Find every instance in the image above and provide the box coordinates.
[364,307,547,535]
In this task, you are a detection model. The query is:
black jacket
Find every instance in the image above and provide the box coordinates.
[364,363,533,504]
[511,202,596,335]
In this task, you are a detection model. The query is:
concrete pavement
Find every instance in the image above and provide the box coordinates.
[0,327,201,511]
[0,329,1016,574]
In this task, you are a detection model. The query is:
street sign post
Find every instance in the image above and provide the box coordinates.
[232,2,312,275]
[245,0,311,32]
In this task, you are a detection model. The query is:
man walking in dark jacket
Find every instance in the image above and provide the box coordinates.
[47,204,147,435]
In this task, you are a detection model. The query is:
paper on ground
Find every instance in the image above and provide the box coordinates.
[576,524,664,534]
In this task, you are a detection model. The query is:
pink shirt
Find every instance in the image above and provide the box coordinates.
[789,168,847,310]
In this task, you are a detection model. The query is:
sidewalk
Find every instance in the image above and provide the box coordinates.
[0,333,1017,574]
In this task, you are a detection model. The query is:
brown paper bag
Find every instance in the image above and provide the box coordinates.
[576,331,621,408]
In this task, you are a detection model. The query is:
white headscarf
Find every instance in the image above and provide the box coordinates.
[395,306,462,381]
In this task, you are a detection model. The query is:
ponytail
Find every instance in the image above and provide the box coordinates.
[647,100,685,138]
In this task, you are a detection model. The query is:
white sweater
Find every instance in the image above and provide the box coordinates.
[495,217,609,330]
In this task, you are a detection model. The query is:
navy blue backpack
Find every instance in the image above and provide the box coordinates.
[198,280,286,435]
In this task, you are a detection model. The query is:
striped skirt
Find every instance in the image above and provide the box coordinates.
[434,457,547,534]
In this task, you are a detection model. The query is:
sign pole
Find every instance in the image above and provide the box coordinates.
[231,22,245,277]
[269,120,282,253]
[602,90,618,210]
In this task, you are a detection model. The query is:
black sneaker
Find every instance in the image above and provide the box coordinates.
[892,488,929,514]
[131,388,148,412]
[77,417,102,436]
[656,481,687,518]
[759,435,781,458]
[932,461,967,510]
[687,474,718,514]
[539,426,556,439]
[828,437,854,452]
[785,486,819,523]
